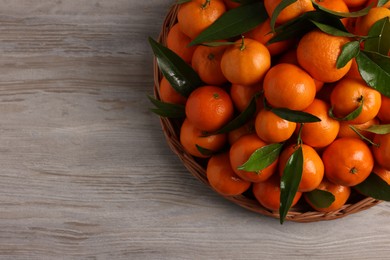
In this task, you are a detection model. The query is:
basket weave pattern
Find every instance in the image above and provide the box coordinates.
[153,4,381,222]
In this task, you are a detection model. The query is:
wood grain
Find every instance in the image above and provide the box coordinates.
[0,0,388,259]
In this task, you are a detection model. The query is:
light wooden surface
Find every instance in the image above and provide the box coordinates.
[0,1,389,259]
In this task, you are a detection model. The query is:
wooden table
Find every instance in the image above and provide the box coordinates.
[0,1,389,259]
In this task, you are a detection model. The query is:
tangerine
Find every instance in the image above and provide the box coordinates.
[278,144,324,192]
[330,78,381,124]
[264,0,314,25]
[185,85,234,132]
[166,23,196,63]
[297,29,352,83]
[229,134,278,182]
[230,82,262,112]
[263,63,316,111]
[255,109,297,143]
[322,137,374,186]
[373,164,390,185]
[177,0,227,39]
[304,178,351,212]
[191,44,228,85]
[378,94,390,123]
[355,7,390,36]
[253,174,302,212]
[220,37,271,85]
[245,18,292,56]
[299,99,340,148]
[180,118,227,158]
[207,152,251,196]
[159,77,187,105]
[372,133,390,170]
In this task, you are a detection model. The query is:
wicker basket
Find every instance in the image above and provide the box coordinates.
[153,3,381,222]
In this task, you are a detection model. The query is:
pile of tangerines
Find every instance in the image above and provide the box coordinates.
[155,0,390,219]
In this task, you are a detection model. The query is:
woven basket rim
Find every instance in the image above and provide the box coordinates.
[152,3,381,223]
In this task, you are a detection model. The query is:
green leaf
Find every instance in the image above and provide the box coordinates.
[312,1,371,18]
[196,144,214,157]
[364,17,390,55]
[279,146,303,224]
[148,96,185,118]
[310,20,356,37]
[270,0,297,32]
[337,41,360,69]
[356,50,390,97]
[364,124,390,134]
[271,108,321,123]
[329,97,364,121]
[269,10,345,44]
[201,41,236,47]
[176,0,191,4]
[305,189,336,209]
[378,0,390,7]
[355,172,390,201]
[210,94,258,135]
[190,2,268,46]
[238,143,283,172]
[349,125,378,146]
[148,37,202,97]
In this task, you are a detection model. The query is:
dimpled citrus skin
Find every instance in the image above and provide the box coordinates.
[220,38,271,86]
[263,63,316,111]
[297,30,352,83]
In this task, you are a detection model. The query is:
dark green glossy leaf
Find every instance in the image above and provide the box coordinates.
[312,1,371,18]
[201,41,236,47]
[337,41,360,69]
[378,0,390,7]
[310,20,356,37]
[190,2,267,46]
[305,189,335,208]
[210,94,258,135]
[270,0,297,32]
[365,17,390,55]
[329,97,364,121]
[148,96,185,118]
[355,173,390,201]
[238,143,283,172]
[279,146,303,224]
[364,124,390,134]
[271,108,321,123]
[148,37,202,97]
[356,50,390,97]
[196,145,214,156]
[269,10,345,44]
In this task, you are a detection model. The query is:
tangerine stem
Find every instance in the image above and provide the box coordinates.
[296,123,304,146]
[202,0,211,9]
[240,35,246,51]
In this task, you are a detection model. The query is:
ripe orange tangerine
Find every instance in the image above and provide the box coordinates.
[253,174,302,212]
[180,118,227,158]
[297,29,352,83]
[299,99,340,148]
[330,78,381,124]
[278,144,324,192]
[263,63,316,111]
[207,152,251,196]
[185,86,234,132]
[220,37,271,86]
[304,178,351,212]
[322,137,374,186]
[229,134,278,183]
[255,109,297,143]
[372,133,390,171]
